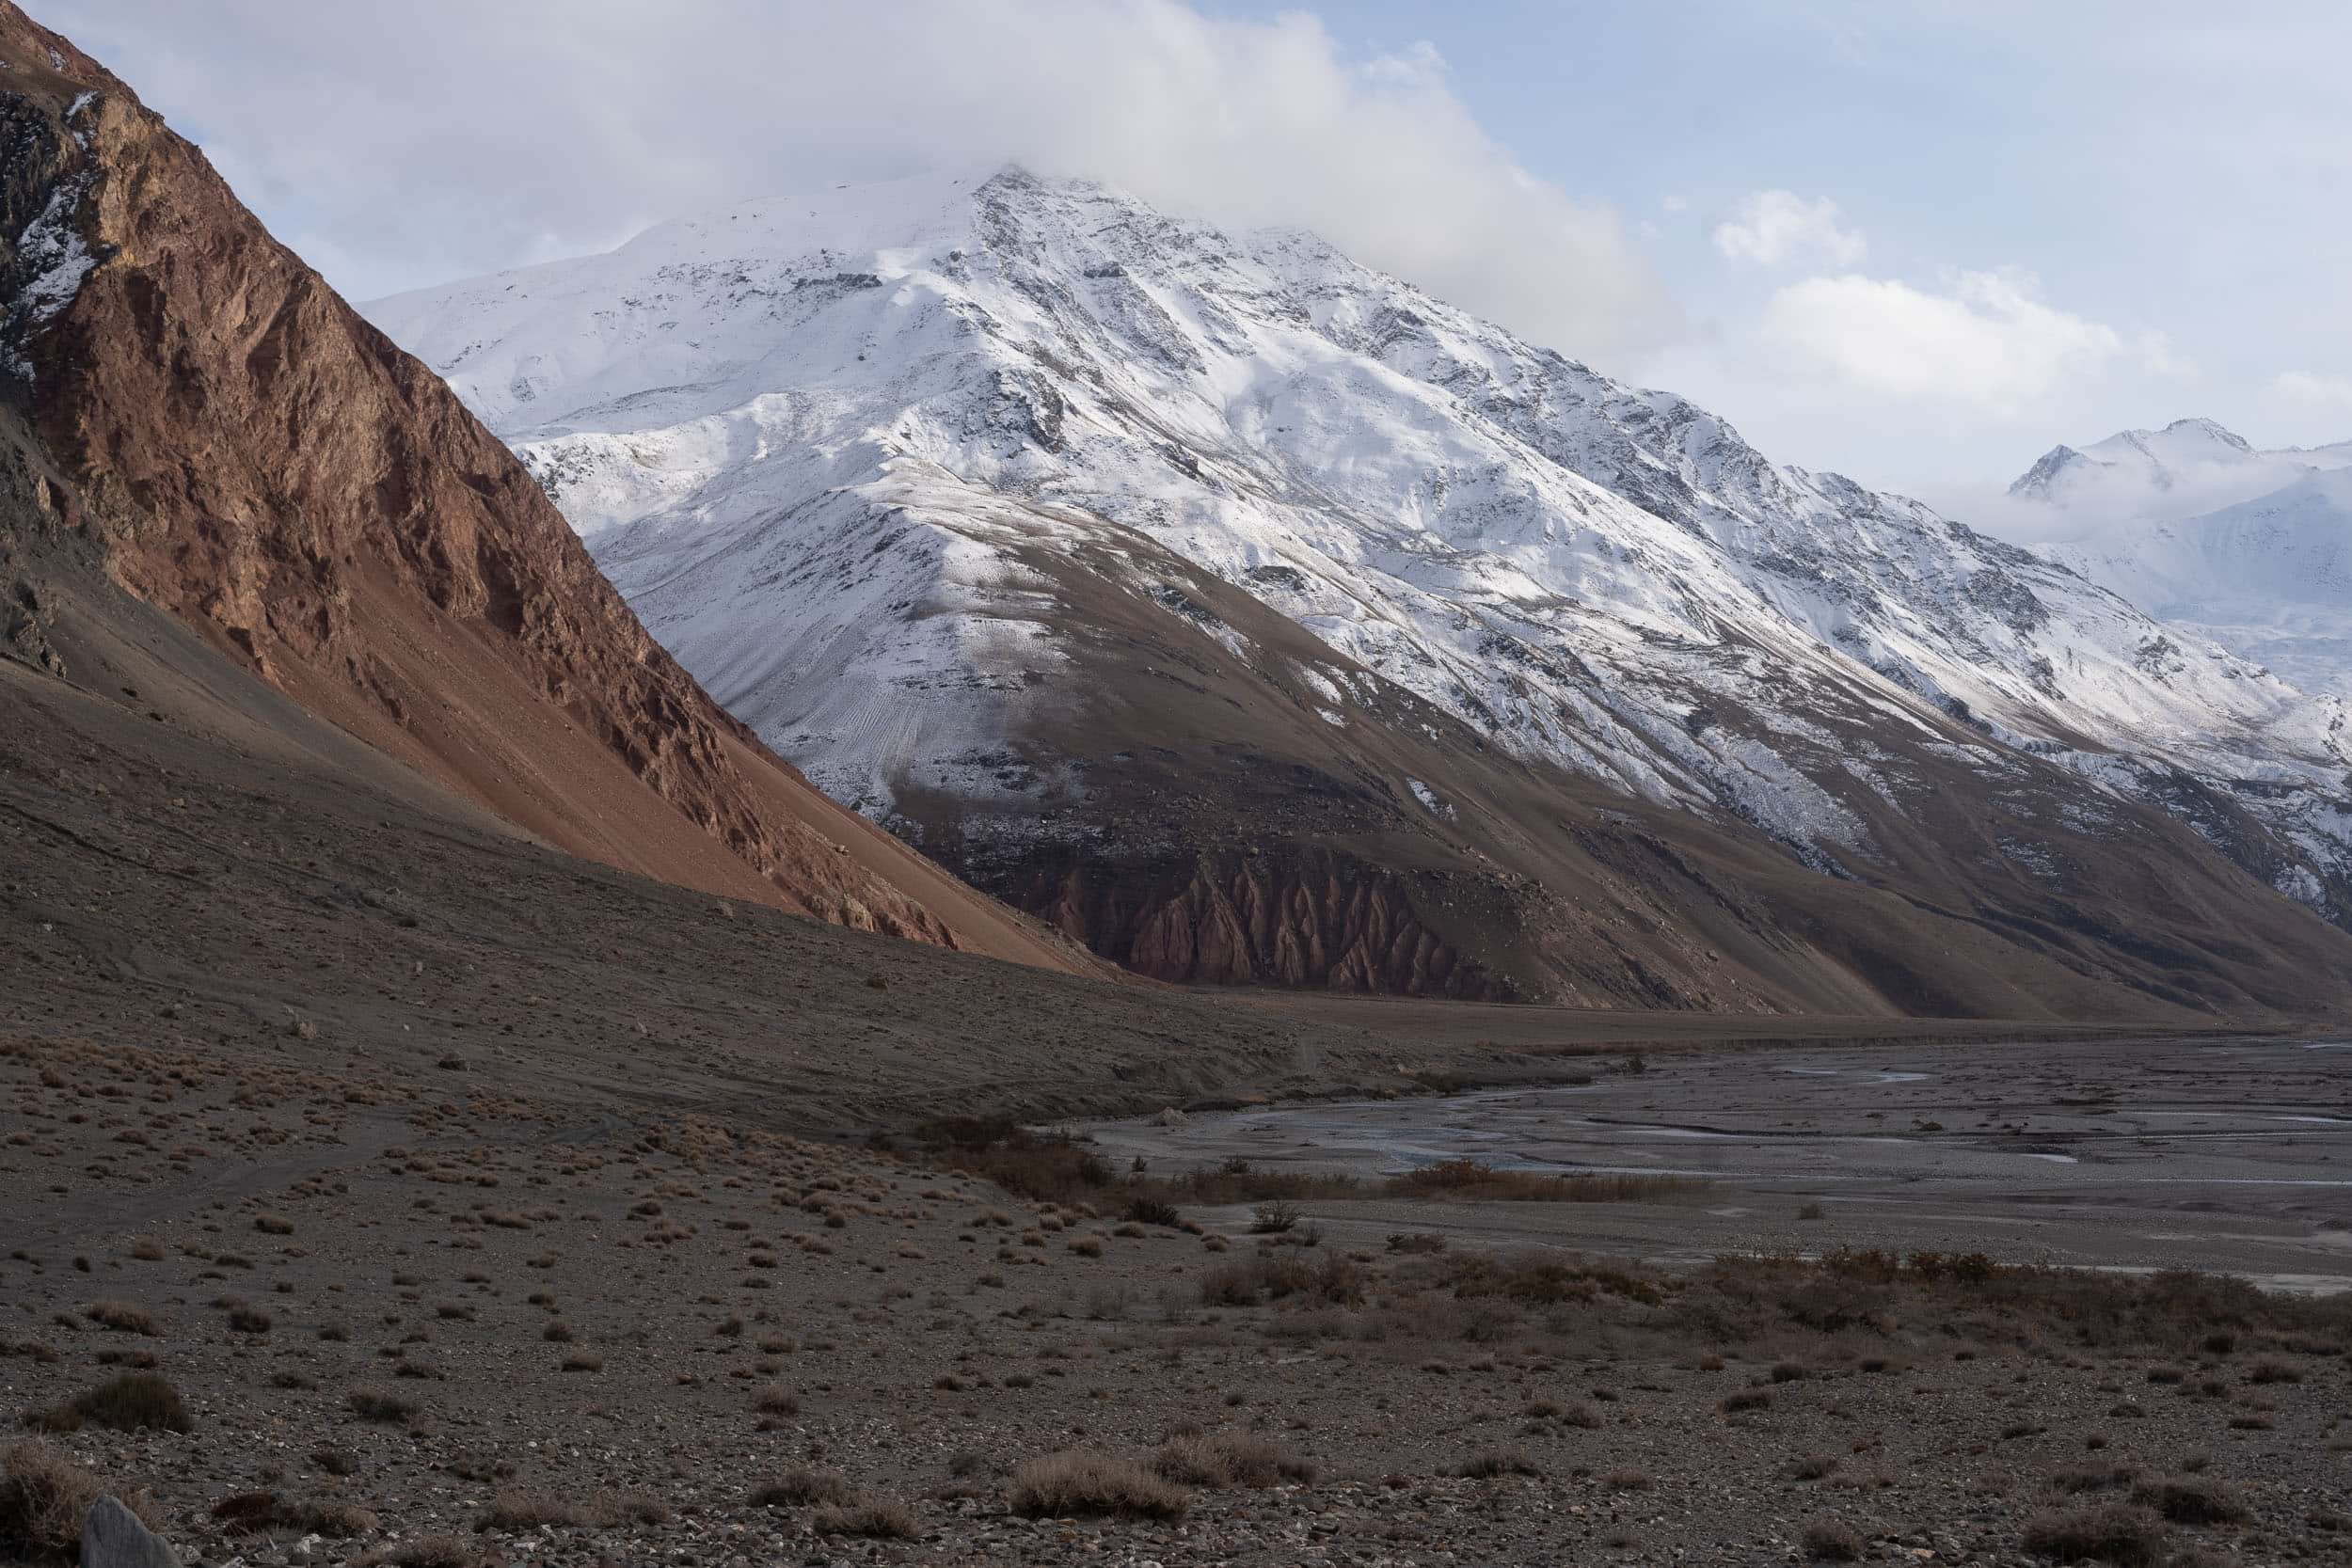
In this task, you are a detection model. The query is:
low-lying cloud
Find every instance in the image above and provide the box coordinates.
[48,0,1678,367]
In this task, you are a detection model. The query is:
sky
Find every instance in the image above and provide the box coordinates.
[42,0,2352,524]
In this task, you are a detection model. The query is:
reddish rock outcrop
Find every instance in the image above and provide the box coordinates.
[1027,847,1508,999]
[0,6,1095,973]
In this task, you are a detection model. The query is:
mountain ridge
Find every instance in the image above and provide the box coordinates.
[0,13,1104,975]
[367,167,2352,1015]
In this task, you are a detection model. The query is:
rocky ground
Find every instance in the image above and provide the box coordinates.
[4,1026,2349,1568]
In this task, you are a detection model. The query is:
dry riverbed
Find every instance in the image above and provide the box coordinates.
[1087,1034,2352,1291]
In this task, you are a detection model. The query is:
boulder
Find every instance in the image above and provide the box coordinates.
[82,1495,180,1568]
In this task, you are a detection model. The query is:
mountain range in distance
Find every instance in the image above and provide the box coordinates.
[2008,418,2352,700]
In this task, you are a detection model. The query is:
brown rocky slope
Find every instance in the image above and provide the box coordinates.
[0,4,1097,973]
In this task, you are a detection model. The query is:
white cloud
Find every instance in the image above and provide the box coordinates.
[2272,370,2352,410]
[1756,268,2185,416]
[46,0,1677,365]
[1711,190,1867,267]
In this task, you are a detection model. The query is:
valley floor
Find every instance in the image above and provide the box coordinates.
[4,627,2348,1565]
[4,1022,2350,1567]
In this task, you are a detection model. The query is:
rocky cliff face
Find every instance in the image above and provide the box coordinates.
[0,6,1101,973]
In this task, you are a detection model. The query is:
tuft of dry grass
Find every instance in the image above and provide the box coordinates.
[1008,1452,1189,1520]
[2128,1476,2248,1526]
[812,1498,917,1538]
[751,1467,859,1508]
[475,1489,588,1531]
[356,1534,483,1568]
[1,1440,163,1564]
[1802,1516,1866,1561]
[1451,1449,1540,1479]
[347,1386,419,1423]
[2021,1502,2169,1566]
[82,1302,159,1336]
[1152,1432,1315,1489]
[56,1372,190,1433]
[214,1492,379,1539]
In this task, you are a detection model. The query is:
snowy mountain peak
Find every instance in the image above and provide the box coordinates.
[2008,416,2351,513]
[2008,444,2087,499]
[2010,415,2352,699]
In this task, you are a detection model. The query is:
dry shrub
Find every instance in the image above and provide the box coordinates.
[0,1440,161,1564]
[595,1490,672,1526]
[1696,1250,2352,1354]
[812,1499,916,1538]
[82,1302,158,1336]
[2128,1476,2248,1526]
[68,1372,189,1433]
[347,1386,419,1423]
[1248,1200,1299,1234]
[1152,1432,1315,1488]
[475,1489,587,1530]
[1124,1196,1182,1227]
[2021,1502,2169,1565]
[1008,1452,1188,1519]
[753,1386,800,1416]
[357,1534,483,1568]
[751,1467,858,1508]
[1451,1449,1539,1479]
[305,1501,380,1537]
[1802,1516,1866,1561]
[211,1490,375,1538]
[1430,1250,1661,1307]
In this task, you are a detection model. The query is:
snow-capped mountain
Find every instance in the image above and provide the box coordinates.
[2009,417,2352,510]
[2007,421,2352,701]
[365,169,2352,1012]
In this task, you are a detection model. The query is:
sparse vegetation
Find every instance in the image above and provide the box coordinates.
[1802,1516,1866,1561]
[51,1372,190,1433]
[1152,1431,1315,1488]
[1008,1452,1189,1519]
[752,1467,858,1508]
[1,1440,161,1564]
[81,1301,159,1336]
[2021,1502,2169,1565]
[812,1498,917,1538]
[347,1386,419,1423]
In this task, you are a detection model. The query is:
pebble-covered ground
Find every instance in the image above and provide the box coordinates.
[4,1031,2348,1567]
